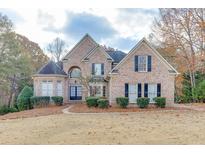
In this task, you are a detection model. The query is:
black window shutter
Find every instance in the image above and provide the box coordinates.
[148,55,152,72]
[125,83,129,97]
[135,56,138,72]
[144,83,148,97]
[101,63,104,75]
[92,63,95,75]
[157,83,161,97]
[138,83,142,97]
[103,86,106,97]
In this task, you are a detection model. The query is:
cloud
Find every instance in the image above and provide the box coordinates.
[0,8,159,54]
[62,12,117,41]
[0,8,25,25]
[119,8,159,16]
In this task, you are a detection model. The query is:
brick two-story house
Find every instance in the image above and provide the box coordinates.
[33,34,179,106]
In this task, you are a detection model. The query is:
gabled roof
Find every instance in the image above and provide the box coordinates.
[81,45,114,61]
[106,50,127,63]
[62,33,98,61]
[111,38,179,74]
[36,61,67,75]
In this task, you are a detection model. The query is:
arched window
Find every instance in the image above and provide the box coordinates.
[69,67,81,78]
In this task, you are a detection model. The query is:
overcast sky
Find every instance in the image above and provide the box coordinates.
[0,8,159,54]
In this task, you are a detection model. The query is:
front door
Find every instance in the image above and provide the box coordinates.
[70,86,82,100]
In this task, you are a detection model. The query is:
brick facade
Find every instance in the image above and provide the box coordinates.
[109,43,175,106]
[33,34,178,106]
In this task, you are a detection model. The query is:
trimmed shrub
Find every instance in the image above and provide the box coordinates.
[0,104,18,115]
[0,105,10,115]
[154,97,166,108]
[136,97,150,108]
[86,97,99,107]
[116,97,129,108]
[97,99,109,109]
[9,107,19,113]
[17,86,33,111]
[51,96,63,106]
[30,96,50,108]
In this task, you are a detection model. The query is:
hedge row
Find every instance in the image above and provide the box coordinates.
[0,105,18,115]
[116,97,166,108]
[30,96,64,107]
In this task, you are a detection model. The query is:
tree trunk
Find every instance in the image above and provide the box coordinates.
[7,74,16,107]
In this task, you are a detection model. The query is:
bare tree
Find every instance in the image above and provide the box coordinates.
[79,76,92,97]
[47,37,67,62]
[152,8,205,96]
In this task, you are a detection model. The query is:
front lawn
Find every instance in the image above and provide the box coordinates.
[0,109,204,144]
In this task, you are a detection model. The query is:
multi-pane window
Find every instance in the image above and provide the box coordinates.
[90,85,106,97]
[70,68,81,78]
[94,64,102,76]
[138,56,147,72]
[148,84,157,103]
[41,80,53,96]
[56,81,63,96]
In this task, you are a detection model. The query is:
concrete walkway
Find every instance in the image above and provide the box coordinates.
[61,104,192,115]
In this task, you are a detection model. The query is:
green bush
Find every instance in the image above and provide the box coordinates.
[30,96,50,108]
[193,80,205,102]
[97,99,109,109]
[86,97,99,107]
[116,97,129,108]
[9,107,18,113]
[153,97,166,108]
[17,86,33,111]
[0,105,18,115]
[136,97,150,108]
[0,105,10,115]
[51,96,63,106]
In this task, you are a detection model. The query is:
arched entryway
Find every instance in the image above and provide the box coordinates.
[68,66,82,101]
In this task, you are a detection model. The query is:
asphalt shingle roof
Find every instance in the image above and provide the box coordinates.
[38,61,67,75]
[106,50,127,63]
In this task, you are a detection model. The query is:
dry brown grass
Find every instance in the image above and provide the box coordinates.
[1,109,205,144]
[69,103,181,113]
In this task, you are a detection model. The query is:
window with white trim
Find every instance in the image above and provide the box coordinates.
[56,80,63,96]
[138,56,147,72]
[70,68,81,78]
[41,80,53,96]
[94,64,102,76]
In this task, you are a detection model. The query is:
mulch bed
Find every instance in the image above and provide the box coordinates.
[0,104,69,120]
[69,103,185,113]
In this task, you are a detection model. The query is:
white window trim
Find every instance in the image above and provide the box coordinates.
[89,83,104,97]
[128,84,138,103]
[56,81,63,96]
[41,80,53,97]
[138,55,148,72]
[94,63,102,76]
[148,83,158,103]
